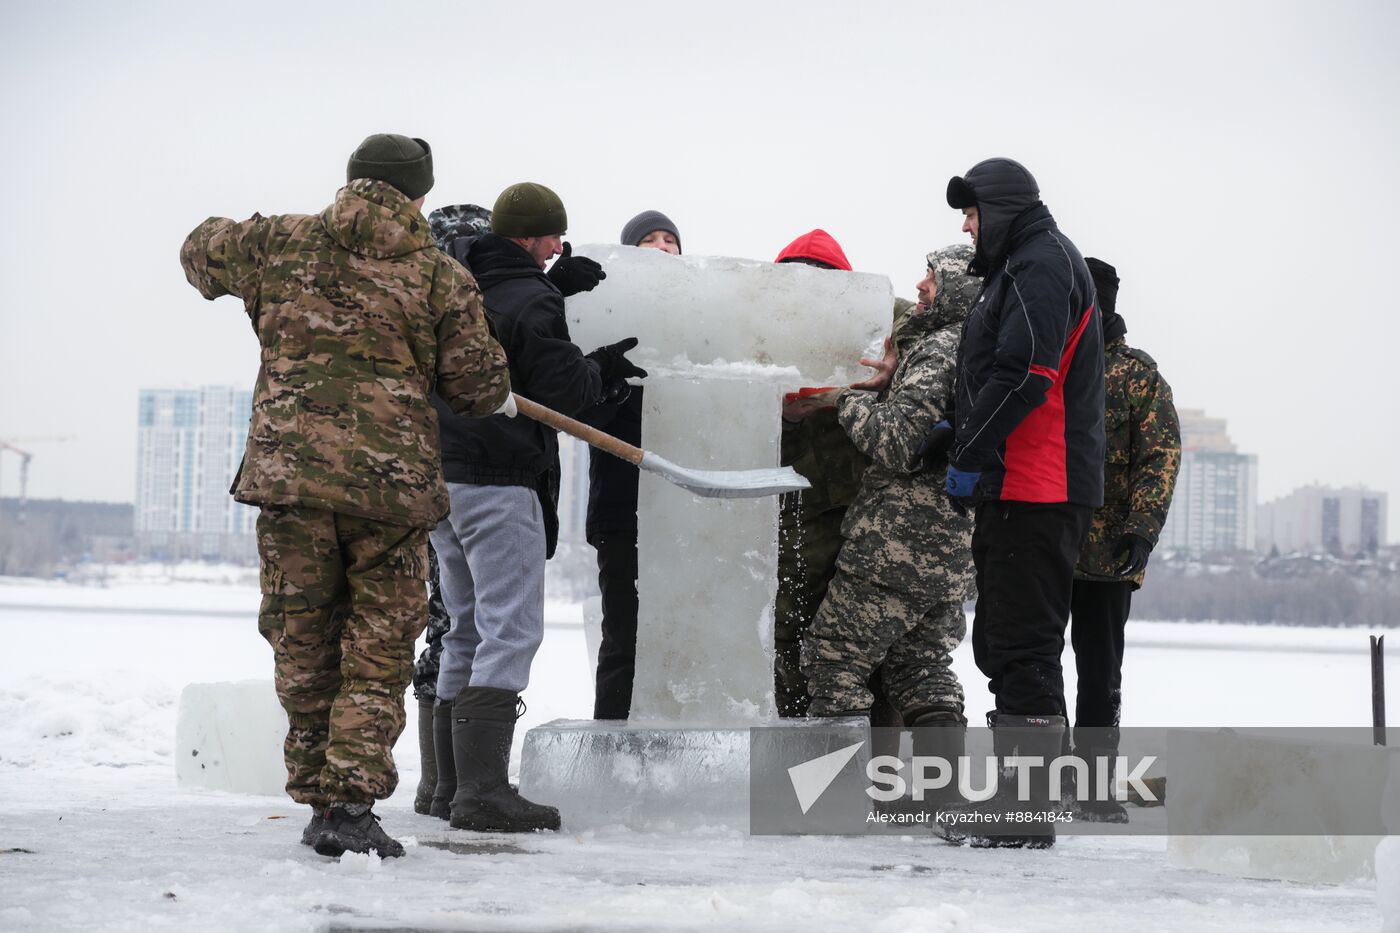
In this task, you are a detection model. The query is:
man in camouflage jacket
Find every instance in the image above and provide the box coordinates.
[1069,258,1180,819]
[179,134,511,857]
[799,245,980,724]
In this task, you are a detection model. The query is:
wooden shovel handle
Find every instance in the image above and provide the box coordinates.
[512,393,645,467]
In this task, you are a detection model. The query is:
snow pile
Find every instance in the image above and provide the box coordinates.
[0,673,175,772]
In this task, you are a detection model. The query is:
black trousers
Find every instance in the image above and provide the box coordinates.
[970,501,1092,718]
[1069,579,1133,729]
[591,531,639,720]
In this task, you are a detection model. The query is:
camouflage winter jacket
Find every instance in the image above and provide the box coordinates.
[179,179,511,529]
[832,247,980,601]
[1075,337,1180,587]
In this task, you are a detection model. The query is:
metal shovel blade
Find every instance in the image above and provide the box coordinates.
[639,452,811,499]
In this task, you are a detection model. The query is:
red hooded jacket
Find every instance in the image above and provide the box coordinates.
[774,229,852,271]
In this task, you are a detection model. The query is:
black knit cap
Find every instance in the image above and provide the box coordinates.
[1086,256,1126,341]
[491,182,567,237]
[620,210,682,253]
[346,134,434,200]
[1085,257,1120,315]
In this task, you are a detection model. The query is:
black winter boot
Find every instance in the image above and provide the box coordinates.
[908,706,968,814]
[313,803,405,858]
[429,699,455,820]
[449,687,561,833]
[299,805,324,846]
[939,713,1065,849]
[1072,726,1128,823]
[413,697,437,815]
[969,713,1065,849]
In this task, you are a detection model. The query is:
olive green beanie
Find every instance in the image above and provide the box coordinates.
[491,182,567,237]
[346,134,434,200]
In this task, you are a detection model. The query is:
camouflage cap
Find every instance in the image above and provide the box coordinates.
[347,134,434,200]
[428,203,492,251]
[491,182,567,237]
[925,244,979,322]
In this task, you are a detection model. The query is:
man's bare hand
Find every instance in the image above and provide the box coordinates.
[782,388,844,422]
[851,337,897,392]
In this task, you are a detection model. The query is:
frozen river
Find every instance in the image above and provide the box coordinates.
[0,576,1391,931]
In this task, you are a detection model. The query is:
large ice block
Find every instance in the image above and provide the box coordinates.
[563,249,892,725]
[1165,728,1400,883]
[520,249,894,819]
[175,680,288,796]
[519,717,870,832]
[630,374,784,724]
[566,246,893,385]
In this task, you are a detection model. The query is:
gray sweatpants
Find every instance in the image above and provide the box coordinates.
[429,483,546,698]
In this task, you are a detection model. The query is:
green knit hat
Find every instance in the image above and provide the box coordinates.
[346,134,434,200]
[491,182,567,237]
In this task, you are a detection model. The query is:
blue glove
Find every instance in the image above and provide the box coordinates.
[944,466,981,516]
[945,466,981,498]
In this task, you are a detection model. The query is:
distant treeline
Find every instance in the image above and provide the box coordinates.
[1134,551,1400,627]
[0,498,134,577]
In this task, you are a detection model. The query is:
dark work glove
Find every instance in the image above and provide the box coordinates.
[547,241,606,297]
[1113,533,1153,578]
[944,465,981,517]
[912,419,956,471]
[600,378,632,406]
[586,336,648,383]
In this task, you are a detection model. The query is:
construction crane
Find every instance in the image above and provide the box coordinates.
[0,435,76,522]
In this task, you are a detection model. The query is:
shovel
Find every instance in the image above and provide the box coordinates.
[512,394,810,499]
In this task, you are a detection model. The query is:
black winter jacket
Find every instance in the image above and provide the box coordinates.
[951,193,1105,508]
[579,386,643,542]
[434,232,603,490]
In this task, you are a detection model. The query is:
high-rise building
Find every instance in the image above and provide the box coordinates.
[135,386,256,562]
[1160,408,1258,555]
[1257,485,1388,556]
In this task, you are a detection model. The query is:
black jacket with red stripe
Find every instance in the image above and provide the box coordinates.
[950,202,1105,507]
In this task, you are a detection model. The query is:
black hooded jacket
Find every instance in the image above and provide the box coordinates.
[947,159,1105,507]
[434,233,603,489]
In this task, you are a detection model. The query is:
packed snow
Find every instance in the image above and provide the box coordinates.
[0,571,1392,931]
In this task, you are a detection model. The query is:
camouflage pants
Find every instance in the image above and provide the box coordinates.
[774,507,844,718]
[255,505,429,807]
[411,547,452,701]
[800,567,966,720]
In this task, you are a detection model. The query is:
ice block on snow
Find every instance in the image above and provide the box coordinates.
[175,680,288,796]
[519,717,870,832]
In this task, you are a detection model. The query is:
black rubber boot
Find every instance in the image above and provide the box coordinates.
[313,803,405,858]
[429,699,456,820]
[967,713,1065,849]
[1072,726,1128,823]
[299,805,324,846]
[449,686,561,833]
[413,697,437,815]
[908,706,968,814]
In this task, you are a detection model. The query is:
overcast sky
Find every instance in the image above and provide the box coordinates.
[1,0,1397,530]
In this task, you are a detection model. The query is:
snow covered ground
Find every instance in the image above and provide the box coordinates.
[0,572,1391,931]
